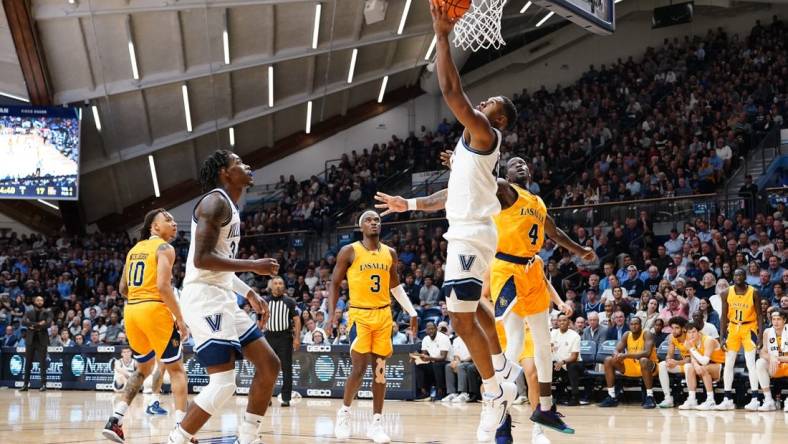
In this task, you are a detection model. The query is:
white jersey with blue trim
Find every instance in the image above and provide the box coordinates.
[445,128,502,223]
[183,188,241,291]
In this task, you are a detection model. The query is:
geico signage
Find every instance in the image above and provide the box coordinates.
[236,387,250,395]
[357,390,373,399]
[47,346,63,353]
[95,383,115,390]
[306,389,332,397]
[97,346,116,353]
[306,345,331,352]
[46,382,62,389]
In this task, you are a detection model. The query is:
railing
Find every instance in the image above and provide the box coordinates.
[240,229,320,260]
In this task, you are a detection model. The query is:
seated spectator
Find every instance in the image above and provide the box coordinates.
[651,319,668,347]
[582,312,607,346]
[692,311,719,339]
[442,335,474,403]
[414,322,450,401]
[419,277,440,308]
[332,324,349,345]
[74,334,85,347]
[104,312,123,345]
[605,311,629,342]
[583,289,603,314]
[659,291,689,332]
[391,324,408,345]
[684,284,701,318]
[636,298,660,333]
[574,317,586,332]
[599,301,615,328]
[622,265,645,298]
[1,325,18,347]
[697,298,721,332]
[52,329,73,347]
[551,314,584,406]
[87,330,101,346]
[598,317,658,409]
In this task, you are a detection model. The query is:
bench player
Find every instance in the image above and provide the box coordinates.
[657,317,690,408]
[754,310,788,411]
[102,209,189,443]
[168,150,281,444]
[718,268,763,410]
[679,321,726,410]
[328,210,419,443]
[598,317,658,408]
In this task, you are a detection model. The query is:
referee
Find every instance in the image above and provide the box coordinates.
[265,276,301,407]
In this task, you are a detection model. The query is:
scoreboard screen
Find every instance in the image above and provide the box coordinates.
[535,0,615,35]
[0,105,81,200]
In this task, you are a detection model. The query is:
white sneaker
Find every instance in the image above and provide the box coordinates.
[497,359,523,385]
[366,417,390,444]
[715,398,735,410]
[784,400,788,412]
[477,382,517,442]
[442,393,458,403]
[697,398,717,411]
[678,398,698,410]
[657,397,674,408]
[744,398,760,411]
[512,395,527,405]
[758,399,777,411]
[532,424,551,444]
[453,392,471,403]
[335,408,351,440]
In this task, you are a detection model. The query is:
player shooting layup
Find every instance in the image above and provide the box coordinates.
[168,150,281,444]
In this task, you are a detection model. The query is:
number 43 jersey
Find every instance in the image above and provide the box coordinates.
[184,188,241,291]
[493,183,547,258]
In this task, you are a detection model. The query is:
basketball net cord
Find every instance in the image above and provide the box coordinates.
[452,0,507,52]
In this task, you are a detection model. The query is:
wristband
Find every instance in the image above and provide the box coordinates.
[407,198,418,211]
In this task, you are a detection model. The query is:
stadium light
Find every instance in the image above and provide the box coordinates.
[397,0,412,35]
[305,100,313,134]
[0,91,30,102]
[148,155,160,198]
[229,127,235,147]
[268,66,274,108]
[91,105,102,132]
[312,4,322,49]
[536,11,554,27]
[37,199,59,210]
[520,1,532,13]
[425,35,437,60]
[614,0,623,3]
[181,84,192,132]
[222,30,230,65]
[128,40,140,80]
[347,48,358,84]
[377,76,389,103]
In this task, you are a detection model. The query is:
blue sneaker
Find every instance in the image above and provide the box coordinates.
[145,400,168,415]
[495,413,513,444]
[642,395,656,409]
[598,395,619,408]
[529,404,575,434]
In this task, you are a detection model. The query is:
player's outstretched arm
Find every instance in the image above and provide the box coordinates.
[374,189,448,215]
[156,243,189,340]
[430,2,494,151]
[545,214,596,262]
[193,193,278,275]
[327,245,354,330]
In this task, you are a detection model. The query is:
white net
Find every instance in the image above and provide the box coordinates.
[452,0,507,52]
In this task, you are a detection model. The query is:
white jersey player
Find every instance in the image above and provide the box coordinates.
[169,150,281,444]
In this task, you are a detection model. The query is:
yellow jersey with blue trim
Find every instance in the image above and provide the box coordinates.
[493,183,547,259]
[726,286,756,324]
[124,237,167,304]
[346,241,392,309]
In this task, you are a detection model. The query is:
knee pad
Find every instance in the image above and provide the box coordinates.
[194,369,236,416]
[374,357,386,384]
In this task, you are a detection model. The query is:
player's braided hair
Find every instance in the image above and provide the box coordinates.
[199,149,232,192]
[140,208,166,240]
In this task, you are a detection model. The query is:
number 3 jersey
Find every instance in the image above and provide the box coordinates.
[347,241,392,309]
[183,188,241,291]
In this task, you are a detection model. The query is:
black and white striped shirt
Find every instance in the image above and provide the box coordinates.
[265,294,298,333]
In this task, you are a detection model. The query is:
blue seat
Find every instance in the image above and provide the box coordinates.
[580,340,597,366]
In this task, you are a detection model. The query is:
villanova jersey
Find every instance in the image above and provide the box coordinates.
[184,188,241,291]
[445,129,502,223]
[347,241,392,308]
[493,184,547,258]
[124,237,168,303]
[726,286,756,324]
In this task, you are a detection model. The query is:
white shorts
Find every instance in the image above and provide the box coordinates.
[443,221,497,313]
[180,282,262,367]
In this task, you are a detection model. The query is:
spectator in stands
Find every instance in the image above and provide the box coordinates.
[659,292,689,332]
[583,289,603,315]
[104,312,122,345]
[551,314,584,406]
[391,324,408,345]
[605,311,629,342]
[582,312,607,346]
[442,335,474,404]
[419,276,440,308]
[696,298,720,332]
[691,310,719,340]
[758,270,775,303]
[636,298,660,333]
[1,325,18,347]
[684,284,701,318]
[414,322,450,401]
[574,317,586,332]
[74,334,85,347]
[599,301,615,328]
[622,265,645,298]
[88,330,100,346]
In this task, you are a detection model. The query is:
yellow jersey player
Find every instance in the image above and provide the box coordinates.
[754,310,788,411]
[102,209,189,443]
[679,321,726,410]
[598,316,658,408]
[718,268,763,410]
[657,317,691,408]
[329,210,418,444]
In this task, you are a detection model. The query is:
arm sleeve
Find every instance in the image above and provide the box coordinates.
[232,275,252,296]
[392,284,417,317]
[689,347,710,365]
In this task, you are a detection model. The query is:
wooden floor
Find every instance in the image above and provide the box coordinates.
[1,389,787,443]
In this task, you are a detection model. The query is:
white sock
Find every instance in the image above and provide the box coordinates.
[607,387,616,398]
[764,391,773,402]
[372,413,383,423]
[482,377,500,396]
[492,353,507,372]
[175,410,186,424]
[113,401,128,425]
[539,396,552,410]
[687,391,696,401]
[339,405,351,414]
[646,389,654,397]
[169,425,193,444]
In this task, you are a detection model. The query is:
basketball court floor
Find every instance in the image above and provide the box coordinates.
[0,390,786,443]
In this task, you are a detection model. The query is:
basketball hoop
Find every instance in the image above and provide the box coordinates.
[452,0,507,52]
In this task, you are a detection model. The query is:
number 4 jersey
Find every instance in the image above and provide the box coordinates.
[184,188,241,291]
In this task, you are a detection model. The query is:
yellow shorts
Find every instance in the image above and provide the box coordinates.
[491,255,548,319]
[348,307,393,357]
[725,322,758,353]
[622,358,657,377]
[124,301,180,363]
[495,321,533,363]
[774,363,788,378]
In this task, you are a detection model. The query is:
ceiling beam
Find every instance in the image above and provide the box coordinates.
[173,11,186,73]
[351,0,366,41]
[94,83,423,232]
[81,61,428,174]
[264,4,275,57]
[3,0,51,105]
[52,25,433,104]
[33,0,316,20]
[305,56,316,95]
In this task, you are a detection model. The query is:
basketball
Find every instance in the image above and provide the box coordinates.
[431,0,471,20]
